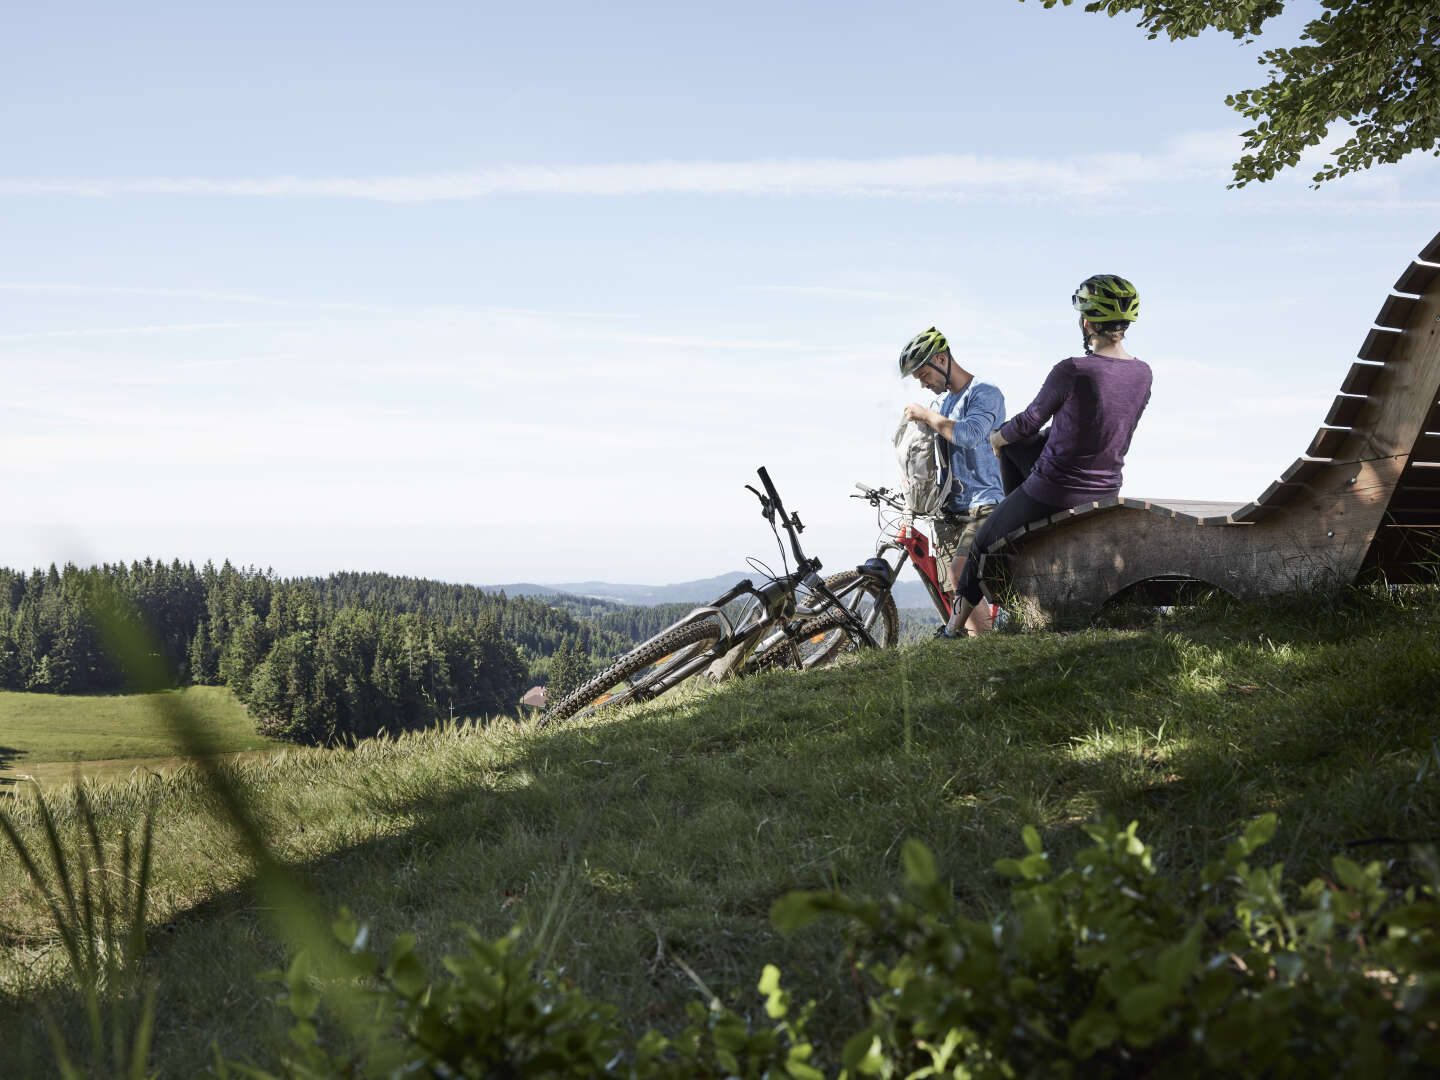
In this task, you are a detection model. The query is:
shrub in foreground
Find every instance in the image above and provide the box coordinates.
[218,816,1439,1078]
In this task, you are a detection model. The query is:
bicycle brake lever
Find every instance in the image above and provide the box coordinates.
[744,483,774,520]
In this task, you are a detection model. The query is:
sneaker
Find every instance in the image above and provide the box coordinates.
[932,626,963,639]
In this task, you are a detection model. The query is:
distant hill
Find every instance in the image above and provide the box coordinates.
[481,573,749,606]
[484,570,940,610]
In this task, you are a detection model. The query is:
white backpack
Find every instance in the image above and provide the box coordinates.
[892,418,952,517]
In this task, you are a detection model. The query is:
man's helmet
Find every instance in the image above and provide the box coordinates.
[1072,275,1140,323]
[898,326,948,376]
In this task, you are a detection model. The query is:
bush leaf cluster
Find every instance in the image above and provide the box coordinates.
[221,817,1439,1077]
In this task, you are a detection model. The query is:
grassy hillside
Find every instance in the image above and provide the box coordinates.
[0,686,283,786]
[1,587,1437,1075]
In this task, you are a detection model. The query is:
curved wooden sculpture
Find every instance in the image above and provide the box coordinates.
[979,229,1440,624]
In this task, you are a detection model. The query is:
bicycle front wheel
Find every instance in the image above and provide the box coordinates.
[539,617,726,726]
[746,570,898,673]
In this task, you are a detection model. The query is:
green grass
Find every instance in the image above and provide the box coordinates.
[1,587,1438,1076]
[0,686,285,786]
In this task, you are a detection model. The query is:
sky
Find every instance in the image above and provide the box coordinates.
[3,0,1436,587]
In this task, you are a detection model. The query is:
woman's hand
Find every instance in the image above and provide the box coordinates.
[989,428,1009,457]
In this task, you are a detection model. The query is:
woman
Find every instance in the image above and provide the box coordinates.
[944,274,1153,635]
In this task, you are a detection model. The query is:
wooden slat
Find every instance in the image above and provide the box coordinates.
[1228,501,1274,523]
[1425,400,1440,432]
[1396,261,1440,295]
[1144,499,1248,520]
[1385,508,1440,526]
[1357,327,1401,361]
[1416,432,1440,460]
[1375,294,1417,329]
[1422,230,1440,263]
[1307,427,1350,458]
[1279,458,1326,485]
[1388,484,1440,511]
[1325,394,1367,427]
[1245,459,1328,512]
[1340,361,1385,395]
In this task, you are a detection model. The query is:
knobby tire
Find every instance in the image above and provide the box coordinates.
[539,617,726,726]
[746,570,898,673]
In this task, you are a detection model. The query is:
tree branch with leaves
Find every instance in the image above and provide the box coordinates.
[1028,0,1440,186]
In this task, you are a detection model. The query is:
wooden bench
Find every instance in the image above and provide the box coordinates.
[979,228,1440,625]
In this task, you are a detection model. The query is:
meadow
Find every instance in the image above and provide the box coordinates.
[1,586,1438,1075]
[0,686,284,787]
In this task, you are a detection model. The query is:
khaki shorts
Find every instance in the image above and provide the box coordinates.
[932,504,996,593]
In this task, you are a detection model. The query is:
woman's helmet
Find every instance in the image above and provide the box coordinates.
[898,326,948,376]
[1072,275,1140,323]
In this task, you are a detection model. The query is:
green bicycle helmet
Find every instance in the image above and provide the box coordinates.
[898,326,949,376]
[1072,275,1140,324]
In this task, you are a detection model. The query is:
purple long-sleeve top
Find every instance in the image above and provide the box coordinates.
[997,353,1153,508]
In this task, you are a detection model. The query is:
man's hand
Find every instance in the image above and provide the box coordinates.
[902,403,938,428]
[988,428,1009,457]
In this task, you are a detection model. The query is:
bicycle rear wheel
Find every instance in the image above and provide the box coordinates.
[746,570,898,673]
[539,617,726,725]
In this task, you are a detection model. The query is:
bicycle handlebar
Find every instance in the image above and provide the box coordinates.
[853,482,907,512]
[755,466,813,571]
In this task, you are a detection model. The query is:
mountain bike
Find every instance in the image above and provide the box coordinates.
[851,482,997,629]
[539,467,899,726]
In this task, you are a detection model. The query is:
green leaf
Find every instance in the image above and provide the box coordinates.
[757,963,781,996]
[1243,814,1277,852]
[995,857,1026,878]
[770,890,824,931]
[1023,825,1043,854]
[903,839,938,889]
[1119,982,1171,1026]
[842,1031,888,1076]
[1332,856,1367,891]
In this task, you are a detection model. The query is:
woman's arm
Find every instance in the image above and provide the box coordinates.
[998,359,1073,443]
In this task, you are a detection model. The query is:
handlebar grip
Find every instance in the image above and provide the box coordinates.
[757,466,782,509]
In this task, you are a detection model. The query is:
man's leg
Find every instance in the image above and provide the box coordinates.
[945,505,995,635]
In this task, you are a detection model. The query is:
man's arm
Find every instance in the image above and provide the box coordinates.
[901,402,954,442]
[950,383,1003,450]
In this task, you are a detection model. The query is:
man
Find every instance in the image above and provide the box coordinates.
[898,326,1005,636]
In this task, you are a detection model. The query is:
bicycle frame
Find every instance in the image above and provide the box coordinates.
[854,483,954,621]
[605,469,881,688]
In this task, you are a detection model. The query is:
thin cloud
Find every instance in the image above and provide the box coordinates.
[0,320,309,340]
[0,282,632,321]
[0,136,1237,203]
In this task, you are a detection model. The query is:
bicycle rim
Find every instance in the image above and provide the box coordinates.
[539,617,726,725]
[747,570,898,672]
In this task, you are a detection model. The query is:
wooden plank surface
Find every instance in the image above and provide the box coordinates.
[1325,394,1367,427]
[1358,327,1401,361]
[1340,361,1386,395]
[1376,294,1417,329]
[985,459,1404,622]
[1279,458,1326,485]
[1306,427,1350,459]
[1229,501,1275,524]
[1361,282,1440,458]
[1396,261,1440,295]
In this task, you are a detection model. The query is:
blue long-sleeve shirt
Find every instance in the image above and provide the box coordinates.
[998,354,1152,508]
[936,378,1005,512]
